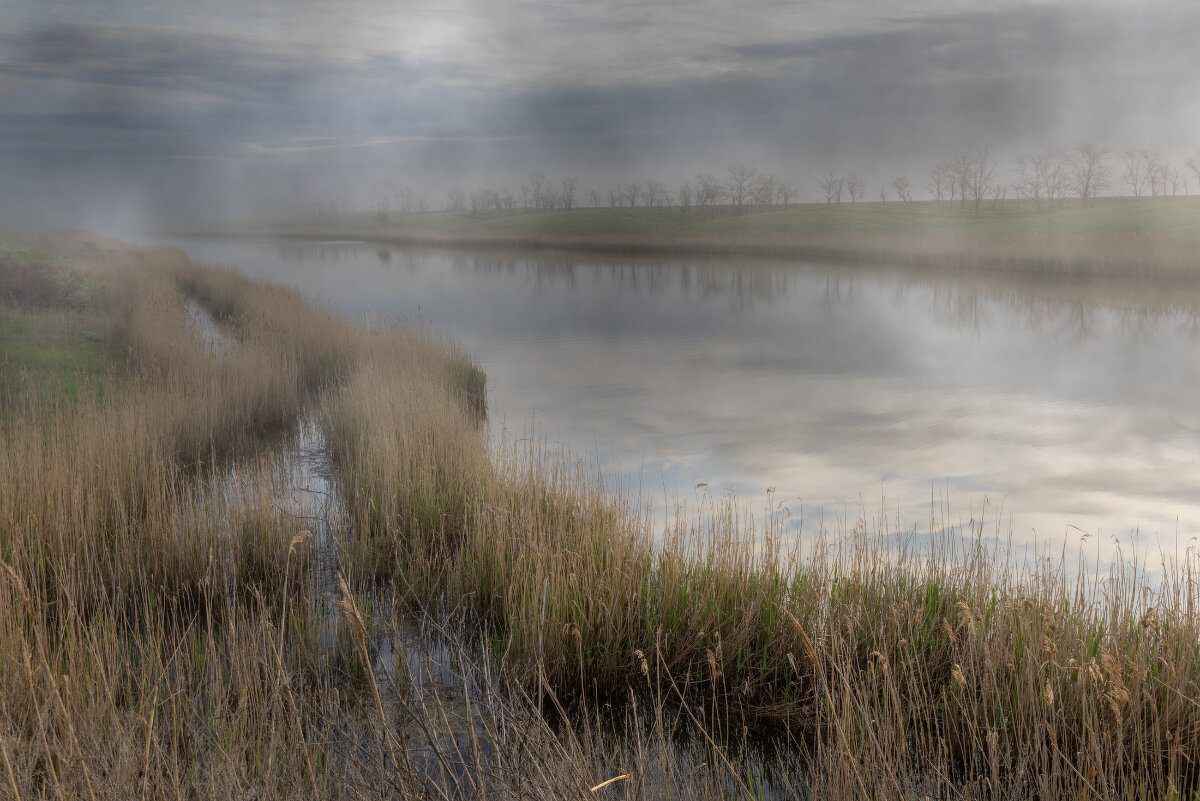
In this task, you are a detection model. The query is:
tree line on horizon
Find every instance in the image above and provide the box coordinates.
[912,144,1198,215]
[299,145,1200,221]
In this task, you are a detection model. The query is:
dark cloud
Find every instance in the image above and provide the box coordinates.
[0,22,329,107]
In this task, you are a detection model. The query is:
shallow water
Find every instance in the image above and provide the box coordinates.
[157,236,1200,564]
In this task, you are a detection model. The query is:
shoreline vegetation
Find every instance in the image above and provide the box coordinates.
[5,230,1200,798]
[172,195,1200,281]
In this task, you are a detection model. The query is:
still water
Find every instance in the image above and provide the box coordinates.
[156,236,1200,561]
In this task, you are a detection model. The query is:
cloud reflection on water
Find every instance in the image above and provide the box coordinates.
[160,237,1200,563]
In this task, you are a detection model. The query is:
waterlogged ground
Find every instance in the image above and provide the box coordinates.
[184,301,501,775]
[158,236,1200,565]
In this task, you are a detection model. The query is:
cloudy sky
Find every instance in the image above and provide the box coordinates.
[2,0,1198,229]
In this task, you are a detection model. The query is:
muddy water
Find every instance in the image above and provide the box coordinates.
[162,236,1200,565]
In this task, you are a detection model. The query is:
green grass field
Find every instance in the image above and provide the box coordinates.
[0,237,123,407]
[221,195,1200,241]
[0,309,120,406]
[0,237,54,266]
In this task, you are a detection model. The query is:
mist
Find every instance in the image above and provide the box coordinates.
[3,0,1199,232]
[11,5,1200,791]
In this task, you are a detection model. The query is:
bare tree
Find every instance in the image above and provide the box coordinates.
[751,174,776,207]
[892,176,912,205]
[846,172,866,204]
[962,147,996,215]
[1142,154,1179,198]
[1186,154,1200,194]
[726,162,758,210]
[925,163,950,208]
[521,171,553,210]
[775,181,796,206]
[624,182,641,208]
[1045,153,1069,210]
[608,188,620,208]
[1015,151,1065,212]
[1163,163,1184,196]
[817,169,840,206]
[1144,151,1167,197]
[879,186,887,203]
[644,180,658,207]
[1067,142,1111,207]
[1145,151,1165,197]
[695,172,722,211]
[1122,150,1151,198]
[645,180,669,207]
[588,188,602,208]
[444,186,467,211]
[949,153,975,210]
[559,177,577,210]
[1012,154,1041,211]
[678,181,693,214]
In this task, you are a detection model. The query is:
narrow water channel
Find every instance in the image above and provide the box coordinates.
[183,299,479,747]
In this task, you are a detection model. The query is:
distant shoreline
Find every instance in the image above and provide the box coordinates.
[166,197,1200,281]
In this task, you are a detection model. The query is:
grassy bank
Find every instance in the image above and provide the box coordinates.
[182,196,1200,280]
[4,230,1200,798]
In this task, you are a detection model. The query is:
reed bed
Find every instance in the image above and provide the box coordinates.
[327,373,1200,797]
[4,230,1200,798]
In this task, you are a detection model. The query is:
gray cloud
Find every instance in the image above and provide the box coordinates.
[1,1,1198,229]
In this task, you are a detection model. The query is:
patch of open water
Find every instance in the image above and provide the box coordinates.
[160,236,1200,573]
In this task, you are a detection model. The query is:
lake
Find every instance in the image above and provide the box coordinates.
[155,236,1200,564]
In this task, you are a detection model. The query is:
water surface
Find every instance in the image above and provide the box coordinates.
[157,236,1200,562]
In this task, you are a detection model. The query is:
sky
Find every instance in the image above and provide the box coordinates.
[2,0,1199,229]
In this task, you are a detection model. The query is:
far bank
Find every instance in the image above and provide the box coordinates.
[169,196,1200,281]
